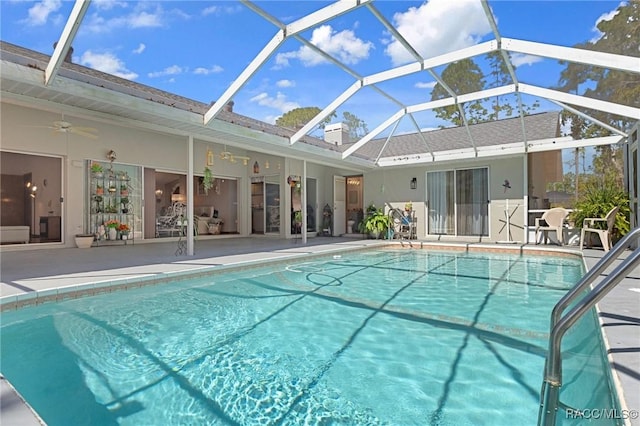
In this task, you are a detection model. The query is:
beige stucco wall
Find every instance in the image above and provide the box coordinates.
[0,103,345,246]
[363,156,527,242]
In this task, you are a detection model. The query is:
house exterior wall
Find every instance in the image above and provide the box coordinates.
[0,102,345,247]
[362,155,526,242]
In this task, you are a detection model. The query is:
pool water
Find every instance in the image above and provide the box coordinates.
[0,249,620,425]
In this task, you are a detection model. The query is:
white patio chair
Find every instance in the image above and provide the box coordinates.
[579,206,619,252]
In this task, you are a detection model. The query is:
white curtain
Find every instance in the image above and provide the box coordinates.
[427,171,454,234]
[456,168,488,236]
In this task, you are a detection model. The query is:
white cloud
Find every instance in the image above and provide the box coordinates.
[590,3,622,43]
[510,53,543,68]
[25,0,61,26]
[129,11,162,28]
[385,0,491,66]
[148,65,184,78]
[202,4,242,16]
[92,0,128,11]
[202,6,219,16]
[79,50,138,80]
[194,65,224,75]
[276,79,295,88]
[275,25,373,68]
[249,92,300,113]
[132,43,146,54]
[415,81,436,89]
[83,4,164,33]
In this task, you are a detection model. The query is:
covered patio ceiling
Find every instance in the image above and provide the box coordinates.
[5,0,640,169]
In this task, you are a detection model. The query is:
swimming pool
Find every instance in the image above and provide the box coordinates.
[0,248,621,425]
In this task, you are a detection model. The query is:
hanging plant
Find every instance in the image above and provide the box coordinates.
[202,167,214,194]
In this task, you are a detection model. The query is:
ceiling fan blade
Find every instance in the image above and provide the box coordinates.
[74,126,98,133]
[70,128,99,139]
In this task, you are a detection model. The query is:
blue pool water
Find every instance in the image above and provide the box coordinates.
[1,249,620,425]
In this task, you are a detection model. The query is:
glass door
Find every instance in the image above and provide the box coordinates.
[251,181,264,234]
[265,175,280,234]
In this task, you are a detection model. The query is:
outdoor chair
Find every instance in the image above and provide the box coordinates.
[156,202,186,237]
[535,207,569,245]
[579,206,619,252]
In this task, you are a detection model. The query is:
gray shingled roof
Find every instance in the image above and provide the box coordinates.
[345,111,560,160]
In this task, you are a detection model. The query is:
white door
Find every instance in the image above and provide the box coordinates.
[333,176,346,236]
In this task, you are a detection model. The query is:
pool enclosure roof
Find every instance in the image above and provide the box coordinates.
[1,0,639,171]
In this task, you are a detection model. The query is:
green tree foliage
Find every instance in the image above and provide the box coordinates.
[276,108,369,142]
[431,59,486,126]
[431,54,539,126]
[342,111,369,140]
[486,51,514,121]
[275,107,336,130]
[557,2,637,192]
[569,175,630,241]
[557,2,639,134]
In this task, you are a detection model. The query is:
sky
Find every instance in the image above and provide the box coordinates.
[0,0,626,138]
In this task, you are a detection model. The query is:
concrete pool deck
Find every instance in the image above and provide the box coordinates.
[1,237,638,425]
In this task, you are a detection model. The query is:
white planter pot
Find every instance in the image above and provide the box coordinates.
[74,235,94,248]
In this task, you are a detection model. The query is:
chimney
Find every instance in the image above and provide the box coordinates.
[324,123,350,146]
[224,101,234,113]
[53,42,73,63]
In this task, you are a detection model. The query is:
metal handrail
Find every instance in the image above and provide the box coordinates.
[538,226,640,426]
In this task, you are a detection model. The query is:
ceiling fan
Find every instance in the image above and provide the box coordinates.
[30,114,99,139]
[50,116,99,139]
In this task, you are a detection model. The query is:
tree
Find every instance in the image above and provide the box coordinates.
[342,111,368,140]
[431,58,486,126]
[557,2,637,190]
[486,51,514,121]
[557,2,639,133]
[275,107,335,130]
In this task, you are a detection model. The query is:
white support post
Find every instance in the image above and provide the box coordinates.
[187,135,194,256]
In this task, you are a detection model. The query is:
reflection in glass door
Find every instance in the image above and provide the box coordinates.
[265,175,280,233]
[251,181,264,234]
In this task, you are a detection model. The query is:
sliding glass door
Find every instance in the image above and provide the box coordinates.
[427,167,488,236]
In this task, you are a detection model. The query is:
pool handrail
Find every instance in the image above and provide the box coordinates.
[538,226,640,426]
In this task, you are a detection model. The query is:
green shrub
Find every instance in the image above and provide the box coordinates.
[569,178,630,241]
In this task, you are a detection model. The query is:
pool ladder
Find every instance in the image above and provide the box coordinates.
[537,226,640,426]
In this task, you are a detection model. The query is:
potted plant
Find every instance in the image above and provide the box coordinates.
[120,197,129,214]
[93,195,103,213]
[104,219,119,240]
[120,184,129,196]
[202,166,214,194]
[95,184,104,195]
[362,206,392,239]
[90,162,103,177]
[405,201,413,212]
[118,223,130,240]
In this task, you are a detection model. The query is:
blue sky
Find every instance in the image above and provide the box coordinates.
[0,0,625,136]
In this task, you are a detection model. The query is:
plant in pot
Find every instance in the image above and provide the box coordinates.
[120,184,129,196]
[120,197,130,213]
[202,167,214,194]
[90,162,103,177]
[118,223,130,240]
[95,184,104,195]
[362,206,392,239]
